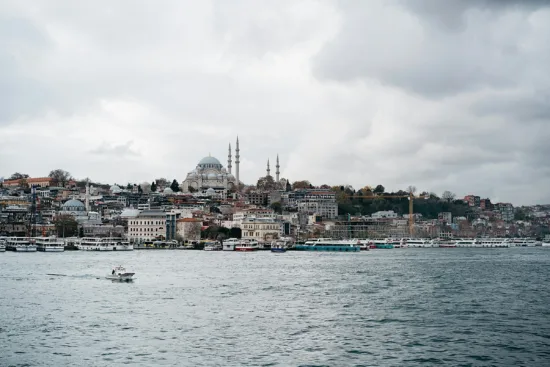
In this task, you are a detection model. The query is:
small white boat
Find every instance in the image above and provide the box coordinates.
[222,238,239,251]
[204,241,222,251]
[235,240,259,252]
[106,266,135,281]
[114,240,133,251]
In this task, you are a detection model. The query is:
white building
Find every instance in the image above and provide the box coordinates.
[241,217,281,242]
[127,210,166,241]
[372,210,398,219]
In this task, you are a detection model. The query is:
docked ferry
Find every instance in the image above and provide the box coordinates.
[35,237,65,252]
[478,238,511,248]
[295,238,361,252]
[6,237,37,252]
[222,238,239,251]
[235,240,260,252]
[510,238,540,247]
[78,237,116,251]
[114,240,133,251]
[371,239,394,249]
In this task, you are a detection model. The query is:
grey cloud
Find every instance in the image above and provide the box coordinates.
[90,141,139,157]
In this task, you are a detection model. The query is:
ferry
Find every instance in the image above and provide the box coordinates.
[114,240,133,251]
[204,241,222,251]
[404,238,433,248]
[78,237,116,251]
[295,238,361,252]
[35,237,65,252]
[235,240,260,252]
[222,238,239,251]
[371,239,393,249]
[270,238,293,253]
[451,239,474,248]
[6,237,37,252]
[478,238,510,248]
[356,239,372,251]
[511,238,540,247]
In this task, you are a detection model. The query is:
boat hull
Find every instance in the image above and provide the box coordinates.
[235,247,258,252]
[295,245,360,252]
[12,246,37,252]
[271,248,286,253]
[374,244,393,249]
[79,246,114,251]
[37,247,65,252]
[114,245,134,251]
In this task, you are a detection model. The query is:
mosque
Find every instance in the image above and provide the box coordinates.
[181,137,282,195]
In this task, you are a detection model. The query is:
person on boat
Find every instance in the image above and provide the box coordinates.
[112,269,115,275]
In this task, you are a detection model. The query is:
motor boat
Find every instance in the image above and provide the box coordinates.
[204,241,222,251]
[106,266,135,281]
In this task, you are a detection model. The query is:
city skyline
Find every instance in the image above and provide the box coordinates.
[1,1,549,205]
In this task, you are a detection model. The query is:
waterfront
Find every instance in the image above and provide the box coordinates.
[1,249,550,366]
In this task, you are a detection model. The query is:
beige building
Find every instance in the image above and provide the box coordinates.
[128,210,166,241]
[176,218,202,241]
[242,217,281,242]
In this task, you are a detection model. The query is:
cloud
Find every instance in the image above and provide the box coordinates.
[0,1,549,205]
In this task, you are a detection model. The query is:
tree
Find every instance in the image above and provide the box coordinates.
[138,185,143,193]
[19,178,29,189]
[53,215,78,237]
[229,227,242,239]
[170,179,180,192]
[48,169,72,187]
[373,185,385,194]
[126,183,133,190]
[292,180,311,190]
[257,175,276,191]
[442,191,456,203]
[407,185,417,194]
[270,201,283,214]
[151,181,157,192]
[156,178,168,188]
[9,172,29,180]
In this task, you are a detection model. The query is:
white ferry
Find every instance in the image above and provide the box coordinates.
[477,238,510,248]
[35,237,65,252]
[235,240,260,252]
[6,237,37,252]
[114,240,133,251]
[222,238,239,251]
[78,237,116,251]
[404,238,433,248]
[204,241,222,251]
[510,238,540,247]
[452,239,476,248]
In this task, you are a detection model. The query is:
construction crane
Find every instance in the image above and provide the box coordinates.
[343,192,429,236]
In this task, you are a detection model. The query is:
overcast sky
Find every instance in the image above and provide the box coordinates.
[1,0,549,205]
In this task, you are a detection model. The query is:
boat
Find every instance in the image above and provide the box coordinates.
[477,238,510,248]
[235,240,259,252]
[542,242,550,247]
[106,266,135,281]
[404,238,433,248]
[222,238,240,251]
[35,236,65,252]
[78,237,115,251]
[6,237,37,252]
[0,238,5,252]
[114,240,133,251]
[371,239,393,249]
[204,241,222,251]
[511,238,540,247]
[270,239,289,253]
[295,238,361,252]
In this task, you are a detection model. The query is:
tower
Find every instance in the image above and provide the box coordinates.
[227,143,232,175]
[267,159,271,177]
[85,183,90,212]
[276,154,280,183]
[235,136,240,190]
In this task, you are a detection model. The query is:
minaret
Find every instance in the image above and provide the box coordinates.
[267,159,271,177]
[227,143,232,174]
[235,136,240,190]
[276,154,280,183]
[85,183,90,212]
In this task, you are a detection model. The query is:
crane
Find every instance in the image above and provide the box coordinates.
[342,192,429,236]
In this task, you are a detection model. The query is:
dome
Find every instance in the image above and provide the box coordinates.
[206,188,216,196]
[207,173,217,180]
[198,156,222,166]
[163,187,173,194]
[110,185,121,193]
[62,199,86,211]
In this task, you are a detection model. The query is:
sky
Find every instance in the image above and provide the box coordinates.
[1,0,549,205]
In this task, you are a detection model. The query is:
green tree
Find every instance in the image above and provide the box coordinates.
[9,172,29,180]
[257,175,276,191]
[270,201,283,214]
[229,227,242,239]
[292,180,311,189]
[170,179,180,192]
[151,181,157,192]
[373,184,385,194]
[48,169,72,187]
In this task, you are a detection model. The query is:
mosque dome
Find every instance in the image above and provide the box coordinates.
[110,185,121,193]
[163,187,174,194]
[206,188,216,196]
[198,156,221,166]
[62,199,86,211]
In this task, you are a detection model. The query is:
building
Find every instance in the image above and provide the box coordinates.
[438,212,452,224]
[241,217,281,242]
[82,225,125,237]
[495,203,514,222]
[480,198,493,210]
[3,177,53,188]
[181,138,241,194]
[246,191,269,206]
[58,199,101,225]
[176,218,202,241]
[282,189,338,219]
[165,210,182,241]
[372,210,398,219]
[464,195,481,207]
[127,210,166,241]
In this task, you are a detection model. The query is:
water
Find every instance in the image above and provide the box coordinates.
[1,249,550,366]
